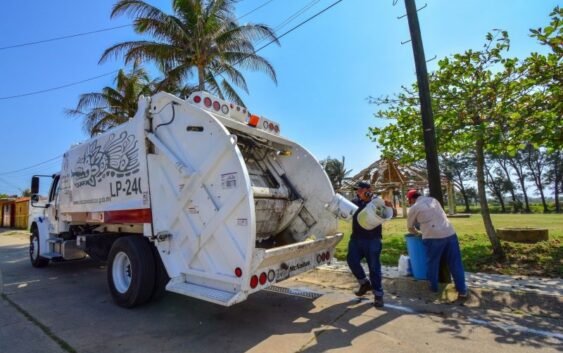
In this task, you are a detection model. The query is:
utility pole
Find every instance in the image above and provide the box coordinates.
[404,0,444,205]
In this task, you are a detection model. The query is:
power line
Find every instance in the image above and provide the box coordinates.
[0,24,132,51]
[0,176,24,193]
[238,0,277,20]
[210,0,344,83]
[256,0,343,52]
[0,0,278,52]
[0,155,63,176]
[0,0,280,101]
[0,71,119,100]
[0,0,342,102]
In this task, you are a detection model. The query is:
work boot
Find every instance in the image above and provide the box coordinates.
[457,292,469,304]
[354,281,372,296]
[373,295,384,308]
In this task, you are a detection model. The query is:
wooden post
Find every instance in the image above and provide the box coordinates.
[401,184,408,218]
[447,179,455,215]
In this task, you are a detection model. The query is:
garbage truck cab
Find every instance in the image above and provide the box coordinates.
[29,91,358,308]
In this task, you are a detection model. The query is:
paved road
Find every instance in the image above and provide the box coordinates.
[1,232,561,353]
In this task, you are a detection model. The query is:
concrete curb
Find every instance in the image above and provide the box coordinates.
[299,268,563,319]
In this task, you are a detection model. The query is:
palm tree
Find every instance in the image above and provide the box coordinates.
[321,156,353,191]
[66,62,153,136]
[99,0,279,106]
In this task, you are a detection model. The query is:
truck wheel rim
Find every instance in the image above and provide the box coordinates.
[113,252,132,294]
[31,237,39,260]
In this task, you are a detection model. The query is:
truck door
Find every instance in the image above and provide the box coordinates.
[45,175,61,234]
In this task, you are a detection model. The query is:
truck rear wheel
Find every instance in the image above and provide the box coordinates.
[107,236,155,308]
[30,227,49,268]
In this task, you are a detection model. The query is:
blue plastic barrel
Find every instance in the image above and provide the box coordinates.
[405,234,427,280]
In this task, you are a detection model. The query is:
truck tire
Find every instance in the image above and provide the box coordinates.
[30,227,49,268]
[107,236,156,308]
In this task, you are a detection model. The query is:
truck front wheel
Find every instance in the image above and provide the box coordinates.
[30,227,49,268]
[107,236,156,308]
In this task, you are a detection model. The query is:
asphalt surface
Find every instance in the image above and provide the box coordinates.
[1,231,561,353]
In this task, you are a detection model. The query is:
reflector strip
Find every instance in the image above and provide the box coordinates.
[102,208,152,223]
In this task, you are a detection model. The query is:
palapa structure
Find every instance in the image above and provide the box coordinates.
[340,158,456,217]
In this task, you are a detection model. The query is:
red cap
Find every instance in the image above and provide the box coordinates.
[406,189,419,200]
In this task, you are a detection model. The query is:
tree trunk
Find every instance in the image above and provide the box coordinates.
[456,182,471,213]
[538,181,548,213]
[498,159,517,212]
[527,150,549,213]
[485,166,505,213]
[462,192,471,213]
[198,66,205,91]
[454,170,471,213]
[509,157,531,213]
[476,139,505,260]
[554,150,561,213]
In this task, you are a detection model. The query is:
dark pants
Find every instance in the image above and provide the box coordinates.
[346,236,383,296]
[423,234,467,294]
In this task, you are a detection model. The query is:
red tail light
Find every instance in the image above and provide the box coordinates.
[204,97,212,107]
[193,95,201,103]
[234,267,242,277]
[259,272,267,285]
[250,275,258,288]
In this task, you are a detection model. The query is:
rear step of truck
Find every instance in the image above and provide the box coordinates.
[165,234,342,306]
[166,281,240,306]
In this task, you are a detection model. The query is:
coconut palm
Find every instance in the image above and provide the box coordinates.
[321,156,353,191]
[99,0,279,105]
[66,62,153,136]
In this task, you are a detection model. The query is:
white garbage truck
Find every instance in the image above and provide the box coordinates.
[29,91,358,308]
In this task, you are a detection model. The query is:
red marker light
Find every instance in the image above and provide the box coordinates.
[193,95,201,103]
[213,101,220,111]
[234,267,242,277]
[204,97,212,107]
[250,275,258,288]
[259,272,267,285]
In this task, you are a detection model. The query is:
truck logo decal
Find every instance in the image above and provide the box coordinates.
[72,131,140,188]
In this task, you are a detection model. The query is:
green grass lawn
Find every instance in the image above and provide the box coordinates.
[335,214,563,277]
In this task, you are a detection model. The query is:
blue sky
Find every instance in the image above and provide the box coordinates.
[0,0,558,195]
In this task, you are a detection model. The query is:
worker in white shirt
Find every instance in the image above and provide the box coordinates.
[406,189,467,299]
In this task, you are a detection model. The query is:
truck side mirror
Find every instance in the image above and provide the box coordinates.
[31,176,40,194]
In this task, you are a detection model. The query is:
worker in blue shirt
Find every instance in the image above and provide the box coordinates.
[347,181,394,308]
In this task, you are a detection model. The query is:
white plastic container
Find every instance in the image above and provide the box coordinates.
[357,197,394,230]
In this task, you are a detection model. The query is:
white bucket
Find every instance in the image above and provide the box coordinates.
[326,194,358,221]
[357,197,394,230]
